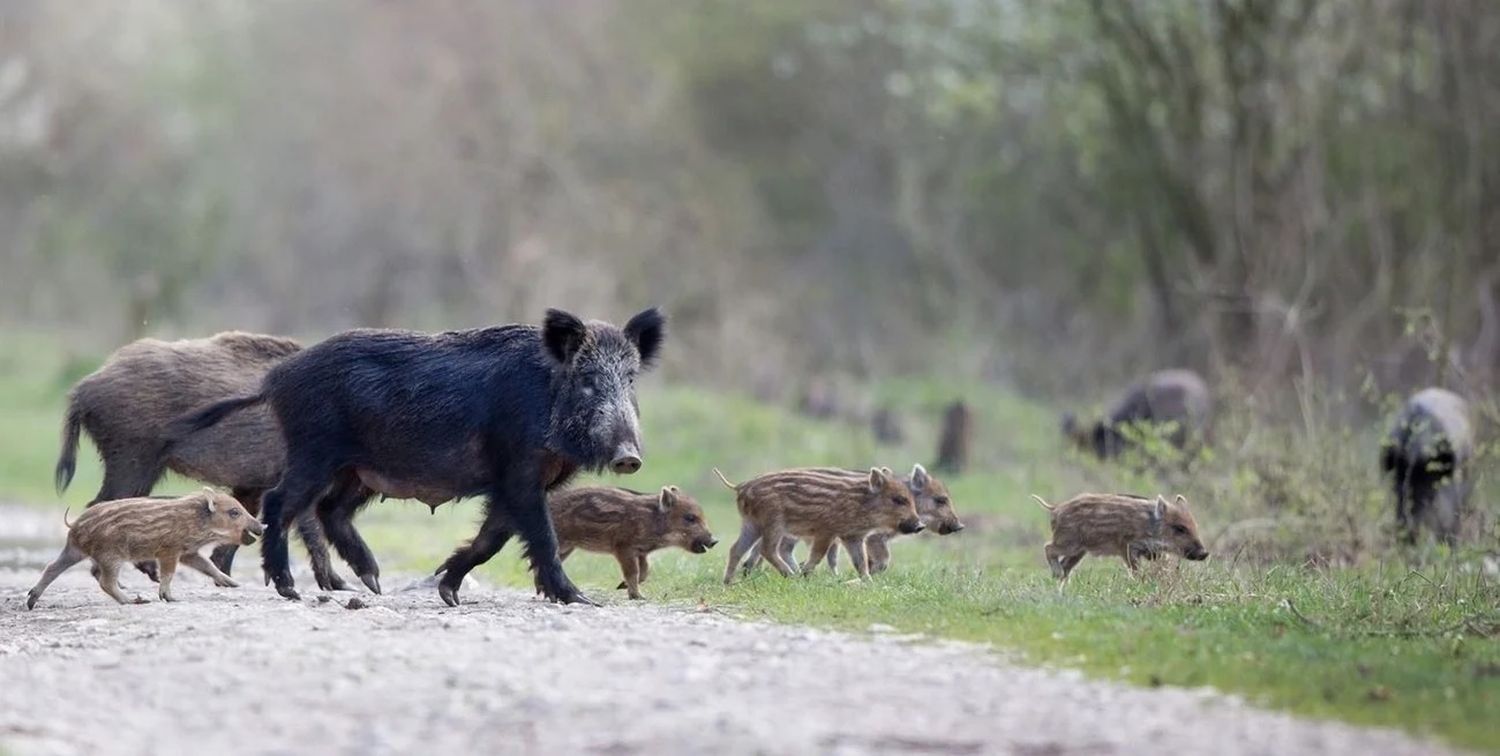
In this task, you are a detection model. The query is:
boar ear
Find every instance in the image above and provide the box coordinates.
[202,488,219,514]
[1174,494,1188,509]
[910,463,930,489]
[542,309,588,365]
[657,485,677,511]
[623,307,666,369]
[867,467,885,492]
[1151,495,1168,523]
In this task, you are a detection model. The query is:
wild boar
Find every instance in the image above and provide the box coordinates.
[1380,388,1474,546]
[718,466,923,584]
[54,331,353,590]
[26,489,265,608]
[744,463,963,575]
[172,307,665,606]
[1032,492,1208,581]
[934,401,972,474]
[549,485,717,599]
[1061,369,1212,460]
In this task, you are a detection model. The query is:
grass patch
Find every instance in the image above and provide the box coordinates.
[1,329,1496,751]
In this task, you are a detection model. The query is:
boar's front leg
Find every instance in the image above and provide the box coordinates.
[865,533,892,574]
[614,550,644,600]
[180,552,238,587]
[95,561,148,605]
[620,554,650,591]
[800,535,835,577]
[840,535,870,579]
[155,552,179,602]
[723,521,761,584]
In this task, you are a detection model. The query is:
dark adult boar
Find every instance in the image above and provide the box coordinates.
[1380,388,1474,546]
[1032,492,1207,582]
[172,308,665,606]
[27,489,264,608]
[1062,369,1212,460]
[549,485,716,600]
[55,332,349,589]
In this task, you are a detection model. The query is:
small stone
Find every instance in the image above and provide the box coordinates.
[345,597,368,610]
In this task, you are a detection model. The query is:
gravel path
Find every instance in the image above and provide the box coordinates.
[0,505,1456,755]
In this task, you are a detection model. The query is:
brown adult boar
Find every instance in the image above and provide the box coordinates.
[934,401,972,474]
[718,467,923,584]
[26,489,265,608]
[54,332,350,589]
[1062,370,1212,460]
[549,485,717,600]
[746,463,963,575]
[1032,492,1207,581]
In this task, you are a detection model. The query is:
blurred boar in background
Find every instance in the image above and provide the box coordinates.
[1032,492,1208,582]
[1061,369,1212,461]
[719,466,922,583]
[934,401,972,474]
[1380,388,1474,546]
[549,485,717,600]
[172,307,665,607]
[26,489,264,608]
[871,407,905,445]
[55,332,350,589]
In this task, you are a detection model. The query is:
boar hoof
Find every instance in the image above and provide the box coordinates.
[438,583,461,607]
[616,581,628,590]
[275,583,301,601]
[317,573,350,592]
[359,573,382,595]
[25,591,40,610]
[216,577,239,588]
[131,595,150,605]
[134,561,160,583]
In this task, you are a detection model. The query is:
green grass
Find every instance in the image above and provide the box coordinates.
[2,329,1496,751]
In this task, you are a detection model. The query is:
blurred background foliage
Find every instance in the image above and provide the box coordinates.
[1,0,1497,412]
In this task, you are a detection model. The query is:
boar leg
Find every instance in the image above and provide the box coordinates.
[180,553,237,588]
[759,525,798,578]
[313,480,376,592]
[91,459,166,583]
[800,536,835,577]
[26,543,85,609]
[722,521,761,584]
[614,550,644,600]
[259,461,342,601]
[636,554,650,585]
[156,553,179,602]
[866,534,891,574]
[95,562,148,605]
[839,536,870,579]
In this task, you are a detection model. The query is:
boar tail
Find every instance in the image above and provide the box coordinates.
[55,401,84,494]
[166,393,268,445]
[1030,494,1054,512]
[62,506,75,529]
[712,467,738,491]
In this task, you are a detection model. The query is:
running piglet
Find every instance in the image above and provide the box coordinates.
[26,489,264,609]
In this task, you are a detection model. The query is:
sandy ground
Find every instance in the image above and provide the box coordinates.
[0,504,1457,755]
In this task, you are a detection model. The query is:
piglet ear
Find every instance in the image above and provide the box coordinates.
[623,307,666,369]
[542,309,587,365]
[1174,494,1188,509]
[203,488,219,513]
[867,467,885,493]
[910,463,930,489]
[1152,495,1168,523]
[657,485,677,512]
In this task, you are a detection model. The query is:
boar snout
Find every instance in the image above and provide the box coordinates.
[898,518,925,535]
[937,521,965,535]
[691,536,718,554]
[610,444,642,474]
[239,516,265,545]
[1186,545,1208,561]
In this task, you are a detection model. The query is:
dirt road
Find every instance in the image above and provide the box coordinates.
[0,505,1453,755]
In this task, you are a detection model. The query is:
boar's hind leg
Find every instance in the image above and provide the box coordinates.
[26,543,85,609]
[181,552,237,587]
[95,562,148,605]
[758,525,798,578]
[313,480,376,592]
[259,461,340,601]
[723,521,761,584]
[614,550,644,600]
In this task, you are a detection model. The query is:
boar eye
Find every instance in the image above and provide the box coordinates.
[889,496,905,506]
[230,510,241,518]
[683,514,698,524]
[934,497,949,505]
[1171,524,1189,535]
